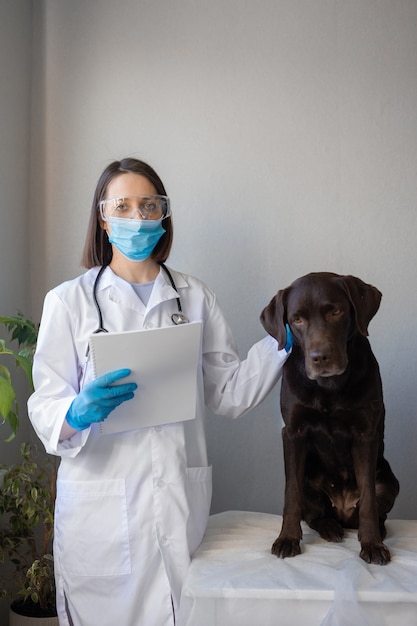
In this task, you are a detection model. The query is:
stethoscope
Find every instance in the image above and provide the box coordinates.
[92,262,189,335]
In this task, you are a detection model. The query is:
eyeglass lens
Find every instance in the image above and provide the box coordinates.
[102,196,169,220]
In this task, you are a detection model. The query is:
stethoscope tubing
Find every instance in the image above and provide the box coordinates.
[92,263,189,334]
[92,265,109,334]
[159,262,190,325]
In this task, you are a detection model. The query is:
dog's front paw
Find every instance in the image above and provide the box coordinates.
[271,536,301,558]
[360,542,391,565]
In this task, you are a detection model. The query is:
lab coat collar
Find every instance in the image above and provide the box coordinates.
[92,264,188,316]
[147,265,188,313]
[93,266,143,314]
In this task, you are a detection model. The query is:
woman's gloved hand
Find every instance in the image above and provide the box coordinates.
[285,323,293,353]
[66,368,137,431]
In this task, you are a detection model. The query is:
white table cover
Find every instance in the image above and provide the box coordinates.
[178,511,417,626]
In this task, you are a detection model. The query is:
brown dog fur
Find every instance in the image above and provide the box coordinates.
[261,272,399,565]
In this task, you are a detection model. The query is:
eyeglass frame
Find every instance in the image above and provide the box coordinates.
[99,194,171,222]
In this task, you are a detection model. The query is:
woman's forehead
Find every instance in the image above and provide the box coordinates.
[106,172,157,198]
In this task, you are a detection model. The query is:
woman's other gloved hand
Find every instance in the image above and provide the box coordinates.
[285,323,293,353]
[66,368,137,431]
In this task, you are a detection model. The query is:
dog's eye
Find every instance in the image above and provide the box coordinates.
[292,317,303,325]
[332,308,342,317]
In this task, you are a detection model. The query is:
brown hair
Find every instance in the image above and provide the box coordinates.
[81,158,173,268]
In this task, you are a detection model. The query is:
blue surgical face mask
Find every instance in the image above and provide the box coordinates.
[108,217,165,262]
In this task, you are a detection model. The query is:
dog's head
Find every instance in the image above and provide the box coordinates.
[260,272,382,381]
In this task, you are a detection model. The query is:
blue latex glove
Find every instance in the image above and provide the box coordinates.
[66,368,137,431]
[285,323,293,353]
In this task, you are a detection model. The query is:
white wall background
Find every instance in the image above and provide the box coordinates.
[2,1,417,527]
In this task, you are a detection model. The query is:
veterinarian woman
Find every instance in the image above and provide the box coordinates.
[28,157,291,626]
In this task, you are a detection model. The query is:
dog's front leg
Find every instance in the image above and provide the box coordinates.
[351,438,391,565]
[272,424,307,558]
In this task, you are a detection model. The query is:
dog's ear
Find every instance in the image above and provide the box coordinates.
[339,276,382,336]
[260,289,288,350]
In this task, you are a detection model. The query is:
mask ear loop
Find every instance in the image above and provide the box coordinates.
[159,262,189,325]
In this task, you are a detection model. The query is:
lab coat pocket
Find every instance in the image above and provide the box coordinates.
[55,479,131,576]
[186,466,212,555]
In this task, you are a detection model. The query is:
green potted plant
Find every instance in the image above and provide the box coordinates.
[0,443,57,624]
[0,315,37,441]
[0,315,58,624]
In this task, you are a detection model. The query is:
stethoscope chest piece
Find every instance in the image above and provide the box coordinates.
[160,262,190,325]
[171,313,189,325]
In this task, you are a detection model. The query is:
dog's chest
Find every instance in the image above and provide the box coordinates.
[308,423,353,464]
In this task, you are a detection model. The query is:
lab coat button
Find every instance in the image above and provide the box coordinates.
[157,479,165,488]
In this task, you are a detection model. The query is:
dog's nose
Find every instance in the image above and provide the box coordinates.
[310,349,330,365]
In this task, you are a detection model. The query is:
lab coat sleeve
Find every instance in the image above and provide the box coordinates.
[27,290,90,457]
[202,292,289,418]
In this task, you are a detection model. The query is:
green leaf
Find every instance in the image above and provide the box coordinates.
[0,344,33,389]
[0,375,15,418]
[8,411,19,433]
[0,362,11,379]
[0,339,9,354]
[0,315,38,348]
[0,340,16,358]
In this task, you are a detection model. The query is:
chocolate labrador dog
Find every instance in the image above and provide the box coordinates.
[261,272,399,565]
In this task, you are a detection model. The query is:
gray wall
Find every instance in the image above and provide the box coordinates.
[0,0,32,447]
[0,0,31,322]
[2,0,417,530]
[0,2,33,622]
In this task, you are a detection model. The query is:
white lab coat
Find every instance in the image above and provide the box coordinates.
[28,265,288,626]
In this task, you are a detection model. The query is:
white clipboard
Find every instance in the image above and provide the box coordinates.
[88,322,202,434]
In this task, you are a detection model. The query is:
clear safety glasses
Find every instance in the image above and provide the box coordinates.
[99,195,171,222]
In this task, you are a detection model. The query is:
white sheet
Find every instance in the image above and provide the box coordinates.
[178,511,417,626]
